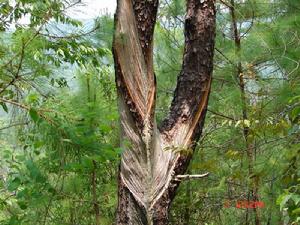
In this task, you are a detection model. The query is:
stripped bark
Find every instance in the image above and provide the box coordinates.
[112,0,216,224]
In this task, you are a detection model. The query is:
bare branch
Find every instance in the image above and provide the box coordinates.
[0,121,29,131]
[161,0,216,146]
[208,109,236,121]
[175,173,210,181]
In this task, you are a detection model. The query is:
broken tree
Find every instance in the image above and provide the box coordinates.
[112,0,216,224]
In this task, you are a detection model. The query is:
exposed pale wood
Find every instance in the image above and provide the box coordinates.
[113,0,216,224]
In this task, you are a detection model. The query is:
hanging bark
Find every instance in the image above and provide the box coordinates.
[112,0,216,224]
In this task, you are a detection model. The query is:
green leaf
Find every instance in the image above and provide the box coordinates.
[82,157,94,171]
[292,208,300,215]
[29,108,39,122]
[64,162,83,172]
[0,102,8,113]
[291,107,300,121]
[17,201,28,210]
[26,93,39,103]
[99,124,111,133]
[57,48,65,58]
[8,177,21,191]
[291,194,300,205]
[277,194,292,211]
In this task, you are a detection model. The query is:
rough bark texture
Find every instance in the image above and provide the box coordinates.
[112,0,216,224]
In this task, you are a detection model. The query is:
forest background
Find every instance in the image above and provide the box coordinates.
[0,0,299,224]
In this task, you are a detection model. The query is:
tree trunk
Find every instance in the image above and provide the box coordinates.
[112,0,216,224]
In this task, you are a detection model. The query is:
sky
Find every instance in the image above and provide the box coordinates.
[10,0,117,28]
[69,0,117,19]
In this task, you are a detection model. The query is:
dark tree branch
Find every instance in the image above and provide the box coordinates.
[160,0,216,145]
[207,109,236,121]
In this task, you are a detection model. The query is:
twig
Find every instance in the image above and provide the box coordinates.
[219,0,233,9]
[0,97,56,125]
[175,173,210,181]
[0,41,26,95]
[215,47,236,67]
[0,121,29,131]
[0,97,29,110]
[39,24,99,40]
[207,109,236,121]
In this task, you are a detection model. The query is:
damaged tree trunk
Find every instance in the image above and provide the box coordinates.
[112,0,216,224]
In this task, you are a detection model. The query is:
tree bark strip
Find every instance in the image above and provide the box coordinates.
[113,0,216,224]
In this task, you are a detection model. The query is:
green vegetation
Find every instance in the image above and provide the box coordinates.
[0,0,299,224]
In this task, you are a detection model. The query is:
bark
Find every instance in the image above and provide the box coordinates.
[112,0,216,224]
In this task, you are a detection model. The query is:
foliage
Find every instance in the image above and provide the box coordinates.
[1,0,300,224]
[0,1,118,224]
[156,0,300,224]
